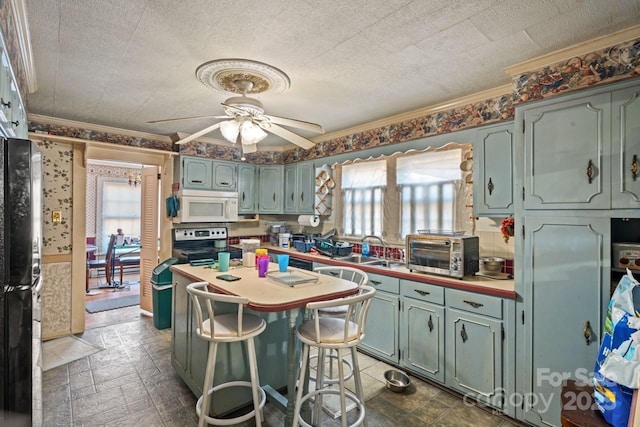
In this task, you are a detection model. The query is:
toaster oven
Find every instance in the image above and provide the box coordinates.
[406,233,480,278]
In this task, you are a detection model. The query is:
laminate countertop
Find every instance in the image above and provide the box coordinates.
[264,245,516,299]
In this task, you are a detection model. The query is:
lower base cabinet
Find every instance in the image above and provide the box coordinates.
[171,272,289,415]
[358,274,515,417]
[358,272,400,364]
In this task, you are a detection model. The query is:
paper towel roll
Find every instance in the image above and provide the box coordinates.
[298,215,320,227]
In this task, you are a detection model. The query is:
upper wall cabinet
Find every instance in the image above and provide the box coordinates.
[473,122,514,216]
[612,84,640,209]
[284,161,315,214]
[256,165,284,213]
[519,91,612,210]
[517,80,640,211]
[177,156,238,191]
[237,163,256,213]
[0,50,26,139]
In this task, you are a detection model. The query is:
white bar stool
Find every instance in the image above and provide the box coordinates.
[293,284,376,427]
[311,267,369,386]
[186,281,267,427]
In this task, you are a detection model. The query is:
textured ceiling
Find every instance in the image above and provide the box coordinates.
[24,0,640,147]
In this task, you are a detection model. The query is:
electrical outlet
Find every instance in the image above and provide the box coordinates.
[52,210,61,223]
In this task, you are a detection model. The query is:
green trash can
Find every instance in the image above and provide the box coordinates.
[151,257,178,329]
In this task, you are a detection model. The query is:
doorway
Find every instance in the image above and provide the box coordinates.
[85,159,142,327]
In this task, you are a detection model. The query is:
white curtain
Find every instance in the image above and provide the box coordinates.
[96,177,141,253]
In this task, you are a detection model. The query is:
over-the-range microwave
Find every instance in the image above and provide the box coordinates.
[173,189,238,223]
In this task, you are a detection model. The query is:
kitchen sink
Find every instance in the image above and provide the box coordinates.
[333,254,405,269]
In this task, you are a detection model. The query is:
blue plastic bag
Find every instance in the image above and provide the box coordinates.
[593,271,640,427]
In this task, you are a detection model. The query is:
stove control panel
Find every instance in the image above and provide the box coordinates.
[173,227,227,242]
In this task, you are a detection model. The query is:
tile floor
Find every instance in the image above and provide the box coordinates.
[43,305,524,426]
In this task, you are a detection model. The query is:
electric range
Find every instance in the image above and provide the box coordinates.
[172,227,242,264]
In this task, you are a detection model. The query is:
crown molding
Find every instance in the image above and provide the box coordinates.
[505,24,640,76]
[11,0,36,92]
[315,84,512,143]
[28,113,175,142]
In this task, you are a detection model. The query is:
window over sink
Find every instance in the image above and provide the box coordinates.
[336,143,471,243]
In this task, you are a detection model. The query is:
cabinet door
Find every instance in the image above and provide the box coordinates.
[521,92,611,209]
[182,157,212,190]
[359,290,399,363]
[212,161,237,191]
[474,123,514,216]
[297,162,315,213]
[257,165,283,213]
[522,216,609,427]
[283,164,298,213]
[237,164,256,212]
[172,275,190,376]
[401,297,445,383]
[612,84,640,209]
[446,308,503,409]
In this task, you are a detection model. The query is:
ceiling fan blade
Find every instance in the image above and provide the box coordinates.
[174,122,222,145]
[262,114,324,134]
[147,114,228,124]
[264,123,315,149]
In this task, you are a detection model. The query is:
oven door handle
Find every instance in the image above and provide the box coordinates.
[414,240,451,246]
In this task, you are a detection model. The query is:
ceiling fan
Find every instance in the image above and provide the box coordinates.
[148,79,324,153]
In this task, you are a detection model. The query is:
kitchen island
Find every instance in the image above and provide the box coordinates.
[170,262,360,425]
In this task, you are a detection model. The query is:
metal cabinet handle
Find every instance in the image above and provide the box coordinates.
[1,98,10,108]
[584,320,591,345]
[328,271,339,276]
[463,300,484,309]
[290,192,294,201]
[427,315,433,332]
[370,280,381,286]
[487,177,494,195]
[301,192,304,202]
[587,159,594,184]
[631,154,639,181]
[220,181,229,186]
[460,324,468,342]
[273,193,276,202]
[242,192,245,201]
[414,289,430,296]
[192,180,203,184]
[11,120,18,127]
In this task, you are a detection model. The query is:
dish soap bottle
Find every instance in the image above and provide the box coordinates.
[362,241,370,257]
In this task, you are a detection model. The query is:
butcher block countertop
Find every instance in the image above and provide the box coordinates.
[266,246,516,300]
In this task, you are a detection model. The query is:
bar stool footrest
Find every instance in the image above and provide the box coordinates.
[297,387,365,427]
[196,380,266,426]
[309,352,354,385]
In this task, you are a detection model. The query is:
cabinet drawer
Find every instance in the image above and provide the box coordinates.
[446,288,502,319]
[367,272,399,294]
[400,280,444,305]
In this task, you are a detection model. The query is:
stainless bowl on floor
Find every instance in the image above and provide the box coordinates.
[384,369,410,393]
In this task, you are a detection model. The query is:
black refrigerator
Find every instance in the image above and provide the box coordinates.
[0,138,43,426]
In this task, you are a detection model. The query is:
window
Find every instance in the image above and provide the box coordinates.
[341,160,386,237]
[397,149,462,238]
[96,177,141,253]
[336,145,467,242]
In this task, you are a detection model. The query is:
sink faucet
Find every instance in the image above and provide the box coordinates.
[361,235,386,260]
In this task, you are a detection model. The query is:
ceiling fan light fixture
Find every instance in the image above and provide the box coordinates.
[220,119,240,143]
[240,120,267,145]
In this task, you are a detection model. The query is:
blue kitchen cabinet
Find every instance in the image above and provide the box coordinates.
[520,216,609,427]
[257,165,284,213]
[445,288,505,411]
[211,160,237,191]
[358,272,400,364]
[400,280,445,383]
[612,83,640,209]
[284,161,315,214]
[181,156,213,190]
[519,91,611,210]
[237,163,256,213]
[474,122,514,216]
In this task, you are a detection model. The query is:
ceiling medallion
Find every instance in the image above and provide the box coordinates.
[195,59,290,94]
